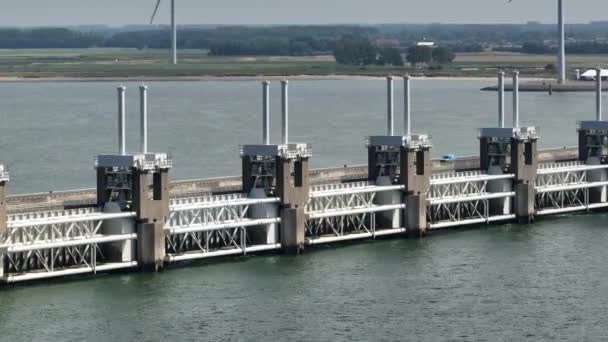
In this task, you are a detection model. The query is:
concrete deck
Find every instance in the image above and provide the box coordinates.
[482,80,608,92]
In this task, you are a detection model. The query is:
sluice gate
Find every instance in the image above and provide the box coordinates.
[2,73,608,284]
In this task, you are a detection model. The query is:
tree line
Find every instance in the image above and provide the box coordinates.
[2,25,608,57]
[333,35,455,66]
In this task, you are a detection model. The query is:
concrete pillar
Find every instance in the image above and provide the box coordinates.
[0,181,6,279]
[0,181,6,236]
[132,169,170,271]
[400,147,431,237]
[276,157,309,254]
[280,208,305,254]
[510,139,538,223]
[137,222,165,272]
[587,157,608,203]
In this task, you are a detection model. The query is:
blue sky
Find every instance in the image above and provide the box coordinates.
[2,0,606,26]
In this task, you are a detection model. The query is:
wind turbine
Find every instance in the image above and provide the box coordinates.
[509,0,566,83]
[557,0,565,83]
[150,0,177,65]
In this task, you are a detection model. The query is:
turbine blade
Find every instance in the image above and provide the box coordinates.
[150,0,162,24]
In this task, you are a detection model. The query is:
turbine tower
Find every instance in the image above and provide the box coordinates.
[151,0,177,65]
[557,0,566,83]
[509,0,566,83]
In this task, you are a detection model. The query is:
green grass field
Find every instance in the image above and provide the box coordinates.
[0,48,606,79]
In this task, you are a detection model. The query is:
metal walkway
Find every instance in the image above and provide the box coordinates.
[536,161,608,215]
[427,171,516,229]
[305,181,407,245]
[4,161,608,283]
[164,194,281,262]
[2,208,137,283]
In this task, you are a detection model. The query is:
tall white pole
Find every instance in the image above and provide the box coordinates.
[513,71,520,129]
[117,86,126,155]
[498,71,505,128]
[403,75,411,136]
[262,81,270,145]
[558,0,566,83]
[596,67,602,121]
[387,76,394,136]
[281,80,289,145]
[171,0,177,65]
[139,85,148,153]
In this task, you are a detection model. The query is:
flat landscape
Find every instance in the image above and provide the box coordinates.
[0,48,607,79]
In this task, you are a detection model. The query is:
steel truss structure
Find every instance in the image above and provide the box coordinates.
[165,194,282,262]
[427,171,516,229]
[1,209,137,283]
[305,181,406,245]
[536,161,608,215]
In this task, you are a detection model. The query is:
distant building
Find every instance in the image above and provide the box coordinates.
[416,41,436,47]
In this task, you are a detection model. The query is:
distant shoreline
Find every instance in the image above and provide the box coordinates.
[0,75,553,83]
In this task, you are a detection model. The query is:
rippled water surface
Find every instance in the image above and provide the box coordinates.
[0,79,599,193]
[0,79,606,341]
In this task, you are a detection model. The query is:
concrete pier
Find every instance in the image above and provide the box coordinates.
[0,165,9,279]
[242,145,312,254]
[0,165,8,236]
[511,131,538,223]
[96,153,172,271]
[400,139,432,236]
[242,81,311,254]
[578,121,608,204]
[482,80,608,93]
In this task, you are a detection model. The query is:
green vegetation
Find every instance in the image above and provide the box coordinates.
[0,48,606,79]
[333,36,377,65]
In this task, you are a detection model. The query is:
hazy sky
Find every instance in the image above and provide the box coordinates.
[2,0,607,26]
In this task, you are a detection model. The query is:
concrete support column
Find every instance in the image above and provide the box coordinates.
[400,147,431,237]
[405,195,426,237]
[276,157,309,254]
[137,222,165,272]
[132,169,170,272]
[587,157,607,203]
[0,181,6,236]
[0,181,6,279]
[280,208,305,254]
[510,139,538,223]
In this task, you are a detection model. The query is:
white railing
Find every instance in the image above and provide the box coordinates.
[305,181,407,244]
[1,210,138,283]
[536,162,608,215]
[428,172,515,229]
[165,192,281,262]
